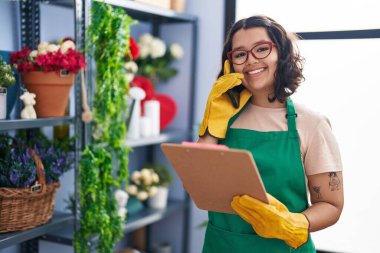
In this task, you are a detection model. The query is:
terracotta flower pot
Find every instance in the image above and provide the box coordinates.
[22,71,75,118]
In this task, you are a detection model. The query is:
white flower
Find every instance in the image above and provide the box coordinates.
[126,73,135,83]
[124,61,138,73]
[138,43,150,59]
[114,189,129,207]
[118,207,127,219]
[141,168,153,185]
[38,49,48,55]
[126,184,138,195]
[139,33,154,45]
[149,186,158,196]
[37,41,49,52]
[29,50,38,59]
[150,38,166,58]
[137,191,149,201]
[60,40,76,54]
[170,43,184,59]
[132,171,141,183]
[141,168,151,177]
[46,44,60,53]
[152,173,160,184]
[144,176,153,186]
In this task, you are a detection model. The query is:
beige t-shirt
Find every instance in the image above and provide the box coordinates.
[230,102,343,176]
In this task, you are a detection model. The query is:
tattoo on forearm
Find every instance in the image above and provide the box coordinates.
[312,186,322,199]
[329,172,341,191]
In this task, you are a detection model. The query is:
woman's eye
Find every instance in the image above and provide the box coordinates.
[233,51,247,59]
[255,46,270,53]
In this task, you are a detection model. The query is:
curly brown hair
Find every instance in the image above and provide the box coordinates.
[219,15,305,103]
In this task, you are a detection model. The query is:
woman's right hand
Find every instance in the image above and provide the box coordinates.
[199,60,251,139]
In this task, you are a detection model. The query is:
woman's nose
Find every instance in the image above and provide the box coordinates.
[246,52,259,64]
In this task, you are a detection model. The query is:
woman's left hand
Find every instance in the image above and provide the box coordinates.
[231,194,309,249]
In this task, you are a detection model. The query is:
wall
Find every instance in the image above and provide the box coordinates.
[0,1,18,51]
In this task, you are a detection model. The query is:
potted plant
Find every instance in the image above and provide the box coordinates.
[146,164,173,209]
[125,168,159,214]
[126,168,160,201]
[0,130,74,232]
[0,56,16,119]
[10,38,86,118]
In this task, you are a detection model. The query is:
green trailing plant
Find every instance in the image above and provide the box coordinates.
[74,2,135,253]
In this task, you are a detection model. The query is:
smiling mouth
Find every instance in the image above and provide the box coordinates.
[246,68,265,75]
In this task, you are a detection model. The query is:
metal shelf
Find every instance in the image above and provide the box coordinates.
[47,0,197,23]
[123,199,187,233]
[40,200,188,246]
[100,0,197,23]
[0,116,75,131]
[126,129,189,147]
[0,212,74,250]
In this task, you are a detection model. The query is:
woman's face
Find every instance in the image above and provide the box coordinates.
[230,27,278,95]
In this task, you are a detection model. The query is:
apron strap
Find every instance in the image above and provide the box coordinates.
[286,97,297,132]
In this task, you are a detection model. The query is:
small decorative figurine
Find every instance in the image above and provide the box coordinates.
[20,91,37,119]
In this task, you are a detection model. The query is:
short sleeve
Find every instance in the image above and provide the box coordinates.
[304,118,343,176]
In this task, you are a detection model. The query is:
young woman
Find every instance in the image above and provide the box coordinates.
[198,16,344,253]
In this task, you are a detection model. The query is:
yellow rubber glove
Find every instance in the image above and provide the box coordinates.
[199,60,252,139]
[231,194,309,249]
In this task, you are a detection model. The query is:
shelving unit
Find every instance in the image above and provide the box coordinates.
[0,212,74,250]
[0,0,84,252]
[0,0,197,252]
[39,200,188,246]
[126,130,189,148]
[0,117,75,131]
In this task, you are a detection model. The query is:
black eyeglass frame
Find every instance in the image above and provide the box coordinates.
[227,41,277,65]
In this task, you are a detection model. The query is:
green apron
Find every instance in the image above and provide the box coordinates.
[202,98,316,253]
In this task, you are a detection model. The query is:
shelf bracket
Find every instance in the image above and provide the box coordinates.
[19,0,40,49]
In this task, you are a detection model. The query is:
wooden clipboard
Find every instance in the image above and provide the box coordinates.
[161,143,269,214]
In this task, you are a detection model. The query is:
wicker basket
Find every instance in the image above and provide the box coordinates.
[0,148,60,233]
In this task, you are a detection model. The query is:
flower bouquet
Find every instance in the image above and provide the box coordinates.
[0,130,75,232]
[126,164,173,209]
[126,168,160,201]
[10,38,86,117]
[135,33,184,84]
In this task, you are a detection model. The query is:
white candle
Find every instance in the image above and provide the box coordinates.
[144,100,160,136]
[0,88,7,119]
[140,116,152,138]
[127,87,146,140]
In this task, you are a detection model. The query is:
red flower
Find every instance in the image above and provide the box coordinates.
[126,37,139,60]
[10,45,86,74]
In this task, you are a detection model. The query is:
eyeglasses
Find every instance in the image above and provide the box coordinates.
[227,41,276,65]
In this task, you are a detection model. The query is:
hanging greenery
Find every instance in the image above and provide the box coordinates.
[75,2,135,253]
